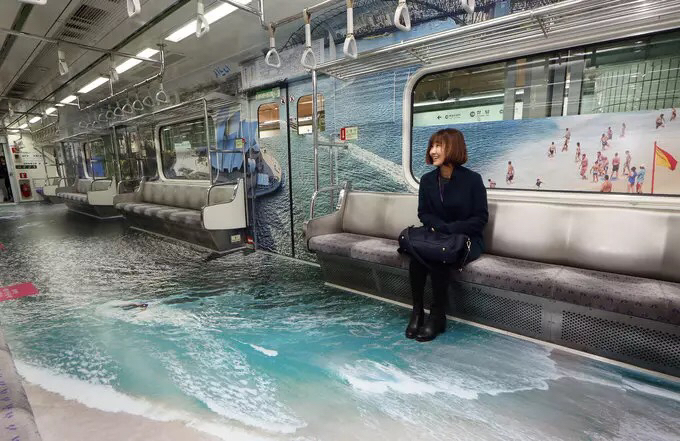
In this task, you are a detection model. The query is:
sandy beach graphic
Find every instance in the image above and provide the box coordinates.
[479,109,680,195]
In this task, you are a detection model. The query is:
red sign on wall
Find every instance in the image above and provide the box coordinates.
[19,172,27,179]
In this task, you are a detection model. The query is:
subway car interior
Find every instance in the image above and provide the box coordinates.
[1,0,680,440]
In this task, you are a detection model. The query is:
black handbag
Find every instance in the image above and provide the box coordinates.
[398,226,472,271]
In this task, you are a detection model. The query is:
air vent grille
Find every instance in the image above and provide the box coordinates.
[561,311,680,369]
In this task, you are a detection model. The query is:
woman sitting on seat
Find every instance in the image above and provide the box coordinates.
[406,128,488,342]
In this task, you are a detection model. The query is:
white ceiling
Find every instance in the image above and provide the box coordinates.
[0,0,324,127]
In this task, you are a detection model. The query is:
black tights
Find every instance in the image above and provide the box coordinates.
[409,259,451,317]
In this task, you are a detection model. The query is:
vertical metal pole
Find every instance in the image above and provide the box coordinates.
[40,144,49,185]
[246,98,257,250]
[112,125,121,184]
[203,99,212,184]
[259,0,265,27]
[312,69,319,192]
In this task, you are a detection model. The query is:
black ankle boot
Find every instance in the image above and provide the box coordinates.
[415,312,447,342]
[405,307,424,339]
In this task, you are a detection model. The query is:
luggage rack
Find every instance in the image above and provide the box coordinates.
[315,0,680,80]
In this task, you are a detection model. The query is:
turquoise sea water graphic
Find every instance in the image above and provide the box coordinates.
[1,204,679,441]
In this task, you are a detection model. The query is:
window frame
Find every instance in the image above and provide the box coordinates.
[156,116,217,182]
[403,33,680,210]
[257,102,281,138]
[296,94,325,135]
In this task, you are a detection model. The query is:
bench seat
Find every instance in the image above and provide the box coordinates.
[309,232,679,325]
[57,192,88,203]
[115,202,202,227]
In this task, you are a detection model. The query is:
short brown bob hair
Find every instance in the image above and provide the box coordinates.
[425,128,468,166]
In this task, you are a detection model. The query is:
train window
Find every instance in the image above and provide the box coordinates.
[411,30,680,196]
[258,103,280,138]
[297,94,325,134]
[83,139,109,178]
[159,118,216,180]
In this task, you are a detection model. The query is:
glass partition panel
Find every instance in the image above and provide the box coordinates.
[159,118,216,180]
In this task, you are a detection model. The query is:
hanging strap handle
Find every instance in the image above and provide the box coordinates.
[462,0,475,14]
[301,9,317,70]
[114,102,124,117]
[156,83,169,104]
[122,98,134,115]
[196,0,210,38]
[142,94,155,107]
[106,108,115,120]
[127,0,142,17]
[343,0,358,59]
[109,55,119,82]
[132,95,145,111]
[394,0,411,32]
[57,48,68,76]
[265,23,281,68]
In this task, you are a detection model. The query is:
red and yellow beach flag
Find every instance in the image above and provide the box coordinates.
[651,142,677,194]
[655,143,677,171]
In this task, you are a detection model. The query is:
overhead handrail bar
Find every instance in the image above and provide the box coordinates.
[301,9,317,69]
[394,0,411,31]
[79,44,165,112]
[265,23,281,68]
[268,0,341,29]
[0,28,159,65]
[196,0,210,38]
[343,0,358,59]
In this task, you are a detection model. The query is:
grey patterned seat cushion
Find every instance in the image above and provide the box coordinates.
[309,233,680,325]
[56,192,88,203]
[115,202,201,227]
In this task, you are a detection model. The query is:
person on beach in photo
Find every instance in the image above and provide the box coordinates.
[671,107,677,122]
[591,163,600,183]
[607,127,613,140]
[611,153,620,180]
[506,161,514,184]
[488,178,496,189]
[623,150,632,176]
[620,122,626,138]
[575,142,581,163]
[656,114,665,129]
[600,175,612,193]
[548,142,556,158]
[601,133,609,150]
[580,154,588,180]
[627,167,637,193]
[636,165,646,194]
[536,178,543,189]
[563,128,571,151]
[601,154,609,175]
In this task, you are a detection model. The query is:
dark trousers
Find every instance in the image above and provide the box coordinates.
[408,241,483,317]
[409,259,451,317]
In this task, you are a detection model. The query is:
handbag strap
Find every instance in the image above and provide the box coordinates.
[403,226,432,270]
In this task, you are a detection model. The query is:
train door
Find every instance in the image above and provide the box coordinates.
[248,85,295,257]
[1,141,18,204]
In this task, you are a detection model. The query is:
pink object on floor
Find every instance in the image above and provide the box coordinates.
[0,283,39,302]
[0,243,5,251]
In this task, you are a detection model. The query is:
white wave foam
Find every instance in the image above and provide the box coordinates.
[623,379,680,403]
[249,344,278,357]
[15,361,277,441]
[339,360,479,399]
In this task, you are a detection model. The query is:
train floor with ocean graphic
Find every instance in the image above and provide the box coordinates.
[1,203,679,441]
